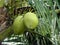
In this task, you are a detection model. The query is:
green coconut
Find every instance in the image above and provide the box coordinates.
[24,12,38,29]
[13,16,25,35]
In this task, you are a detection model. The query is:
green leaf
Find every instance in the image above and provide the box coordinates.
[0,0,5,7]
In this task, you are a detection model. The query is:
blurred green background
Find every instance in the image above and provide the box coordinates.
[0,0,60,45]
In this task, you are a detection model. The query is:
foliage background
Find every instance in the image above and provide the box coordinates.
[1,0,60,45]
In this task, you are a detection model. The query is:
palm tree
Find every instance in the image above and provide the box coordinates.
[0,0,60,45]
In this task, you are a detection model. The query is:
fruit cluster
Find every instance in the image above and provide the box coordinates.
[13,12,38,35]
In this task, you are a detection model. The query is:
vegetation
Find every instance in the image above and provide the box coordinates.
[0,0,60,45]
